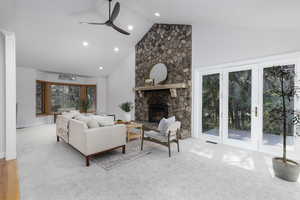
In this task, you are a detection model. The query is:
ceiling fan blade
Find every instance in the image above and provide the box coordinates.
[112,23,130,35]
[110,2,120,22]
[79,22,107,25]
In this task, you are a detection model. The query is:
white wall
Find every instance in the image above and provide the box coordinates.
[0,0,16,32]
[16,67,37,127]
[16,67,107,128]
[97,78,107,114]
[193,23,300,69]
[0,32,5,158]
[107,50,135,120]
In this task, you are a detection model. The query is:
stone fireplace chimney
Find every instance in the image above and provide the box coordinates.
[135,24,192,138]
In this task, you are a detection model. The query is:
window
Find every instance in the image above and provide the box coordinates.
[36,81,45,114]
[86,86,96,112]
[36,81,97,115]
[50,84,81,112]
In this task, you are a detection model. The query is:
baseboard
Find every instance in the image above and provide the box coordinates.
[0,152,4,159]
[17,121,50,129]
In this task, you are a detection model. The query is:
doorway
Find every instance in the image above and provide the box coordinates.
[196,54,300,157]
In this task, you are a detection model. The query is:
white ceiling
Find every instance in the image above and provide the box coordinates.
[8,0,300,76]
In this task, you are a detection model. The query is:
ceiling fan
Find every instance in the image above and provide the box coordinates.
[80,0,130,35]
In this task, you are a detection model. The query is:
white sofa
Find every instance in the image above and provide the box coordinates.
[56,115,127,166]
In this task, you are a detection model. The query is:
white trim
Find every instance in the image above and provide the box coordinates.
[3,31,16,160]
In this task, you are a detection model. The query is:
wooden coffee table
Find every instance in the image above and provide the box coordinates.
[116,121,143,142]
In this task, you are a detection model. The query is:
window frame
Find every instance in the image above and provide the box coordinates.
[36,80,46,115]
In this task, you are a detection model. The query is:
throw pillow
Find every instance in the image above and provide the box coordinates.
[160,116,176,136]
[87,119,100,129]
[92,115,114,126]
[158,118,167,131]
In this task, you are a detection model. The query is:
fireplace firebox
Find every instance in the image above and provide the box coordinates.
[148,104,168,123]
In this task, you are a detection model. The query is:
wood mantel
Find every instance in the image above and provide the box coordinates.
[134,83,187,98]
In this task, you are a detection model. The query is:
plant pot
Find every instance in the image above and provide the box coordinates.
[124,112,131,122]
[272,157,300,182]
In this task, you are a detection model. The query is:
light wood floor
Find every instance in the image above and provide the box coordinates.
[0,159,20,200]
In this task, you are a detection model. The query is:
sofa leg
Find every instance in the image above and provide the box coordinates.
[56,136,60,142]
[141,137,144,151]
[122,145,126,154]
[86,156,90,167]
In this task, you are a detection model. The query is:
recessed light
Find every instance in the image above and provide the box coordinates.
[99,66,103,70]
[127,25,134,31]
[114,47,119,52]
[154,12,160,17]
[82,41,89,47]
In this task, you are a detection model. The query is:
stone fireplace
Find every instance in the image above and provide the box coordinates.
[135,24,192,138]
[148,103,168,123]
[148,94,169,123]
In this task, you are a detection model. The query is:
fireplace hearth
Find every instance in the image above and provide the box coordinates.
[148,104,168,123]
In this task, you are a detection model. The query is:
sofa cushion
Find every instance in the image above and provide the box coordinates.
[92,115,114,126]
[87,119,100,129]
[76,116,91,123]
[62,110,81,118]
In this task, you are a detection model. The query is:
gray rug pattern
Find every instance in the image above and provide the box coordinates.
[17,124,300,200]
[92,140,152,171]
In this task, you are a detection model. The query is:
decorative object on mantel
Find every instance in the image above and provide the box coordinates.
[150,63,168,85]
[135,83,187,98]
[119,102,134,122]
[145,79,154,86]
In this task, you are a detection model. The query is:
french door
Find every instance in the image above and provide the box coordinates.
[199,60,299,155]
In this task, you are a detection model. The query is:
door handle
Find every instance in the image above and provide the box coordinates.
[255,106,258,117]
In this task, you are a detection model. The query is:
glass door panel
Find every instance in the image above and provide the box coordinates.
[228,70,252,141]
[263,65,295,151]
[202,74,220,137]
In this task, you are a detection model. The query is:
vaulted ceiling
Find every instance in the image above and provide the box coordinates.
[2,0,300,76]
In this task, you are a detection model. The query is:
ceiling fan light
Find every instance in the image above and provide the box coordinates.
[114,47,119,52]
[154,12,160,17]
[127,25,134,31]
[82,41,89,47]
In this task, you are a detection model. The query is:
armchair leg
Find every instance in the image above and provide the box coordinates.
[141,131,144,151]
[56,136,60,142]
[177,140,180,152]
[168,142,171,157]
[122,145,126,154]
[86,156,90,167]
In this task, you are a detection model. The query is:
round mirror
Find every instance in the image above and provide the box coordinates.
[150,63,168,85]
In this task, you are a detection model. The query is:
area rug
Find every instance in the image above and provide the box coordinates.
[92,140,152,170]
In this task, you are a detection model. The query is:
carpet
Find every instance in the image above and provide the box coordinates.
[92,140,152,170]
[17,124,300,200]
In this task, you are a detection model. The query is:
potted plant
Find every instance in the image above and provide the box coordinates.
[119,102,133,122]
[268,66,300,182]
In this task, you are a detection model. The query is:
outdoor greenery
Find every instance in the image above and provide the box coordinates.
[263,65,295,137]
[119,102,134,113]
[202,74,220,133]
[228,70,251,132]
[264,65,296,162]
[51,85,81,112]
